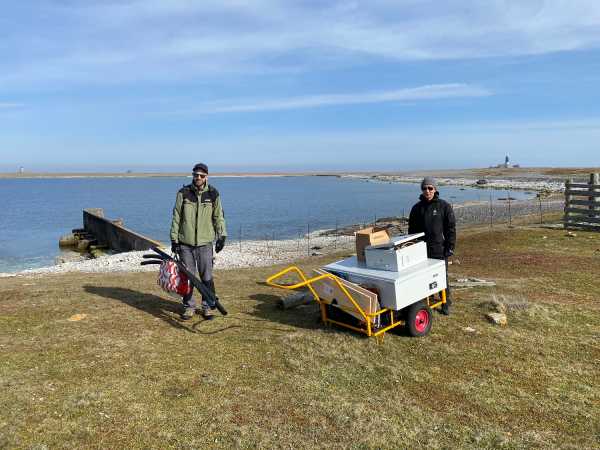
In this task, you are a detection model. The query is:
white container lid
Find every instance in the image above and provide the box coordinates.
[367,232,425,250]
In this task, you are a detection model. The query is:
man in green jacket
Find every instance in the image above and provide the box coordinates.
[170,163,227,320]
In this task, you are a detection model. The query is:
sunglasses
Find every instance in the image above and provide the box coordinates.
[422,186,435,191]
[193,173,207,179]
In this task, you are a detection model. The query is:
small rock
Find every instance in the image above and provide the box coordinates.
[542,236,547,239]
[486,312,507,326]
[462,326,477,333]
[566,232,577,237]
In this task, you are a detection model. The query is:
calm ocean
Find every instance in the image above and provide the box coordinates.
[0,176,531,273]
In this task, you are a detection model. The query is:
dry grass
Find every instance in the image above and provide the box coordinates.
[1,224,599,449]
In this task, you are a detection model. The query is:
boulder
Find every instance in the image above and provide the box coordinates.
[58,233,77,247]
[77,239,92,251]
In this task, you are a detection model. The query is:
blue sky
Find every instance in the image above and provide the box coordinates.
[1,0,600,172]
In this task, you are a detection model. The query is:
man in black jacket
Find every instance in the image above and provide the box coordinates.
[408,177,456,315]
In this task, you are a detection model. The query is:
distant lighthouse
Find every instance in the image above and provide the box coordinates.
[504,155,510,168]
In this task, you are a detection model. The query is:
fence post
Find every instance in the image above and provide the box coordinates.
[307,223,310,256]
[507,189,512,228]
[239,224,242,252]
[590,173,600,218]
[489,193,493,229]
[538,194,543,224]
[334,219,338,250]
[564,178,572,229]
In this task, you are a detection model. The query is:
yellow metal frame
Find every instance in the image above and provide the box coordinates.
[266,265,447,340]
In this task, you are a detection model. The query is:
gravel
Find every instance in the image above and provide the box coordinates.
[344,174,565,192]
[0,235,355,278]
[1,193,565,278]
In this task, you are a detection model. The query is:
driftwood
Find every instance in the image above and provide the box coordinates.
[278,290,313,309]
[450,278,496,289]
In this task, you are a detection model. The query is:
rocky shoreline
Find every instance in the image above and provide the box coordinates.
[0,234,356,278]
[1,194,565,278]
[342,174,565,192]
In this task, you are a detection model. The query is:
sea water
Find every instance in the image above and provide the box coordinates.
[0,176,531,273]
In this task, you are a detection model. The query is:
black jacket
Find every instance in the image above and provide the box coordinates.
[408,192,456,259]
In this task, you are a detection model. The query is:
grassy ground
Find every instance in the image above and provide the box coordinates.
[1,224,599,449]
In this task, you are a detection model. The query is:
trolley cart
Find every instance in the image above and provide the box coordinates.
[266,256,448,340]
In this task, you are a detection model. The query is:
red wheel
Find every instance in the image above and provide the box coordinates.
[414,309,430,333]
[405,301,433,337]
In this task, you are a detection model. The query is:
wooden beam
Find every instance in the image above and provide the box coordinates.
[563,216,600,224]
[564,178,572,229]
[568,199,600,208]
[565,189,600,198]
[564,222,600,231]
[564,207,600,215]
[567,183,600,189]
[591,173,600,217]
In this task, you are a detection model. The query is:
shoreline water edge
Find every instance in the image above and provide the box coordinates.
[2,192,564,278]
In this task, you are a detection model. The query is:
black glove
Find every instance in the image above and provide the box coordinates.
[171,241,179,254]
[215,236,226,253]
[444,248,454,258]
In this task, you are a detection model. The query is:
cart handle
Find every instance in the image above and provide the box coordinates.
[267,265,382,325]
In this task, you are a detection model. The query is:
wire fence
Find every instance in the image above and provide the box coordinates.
[231,194,565,258]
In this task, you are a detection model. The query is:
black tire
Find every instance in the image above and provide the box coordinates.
[404,301,433,337]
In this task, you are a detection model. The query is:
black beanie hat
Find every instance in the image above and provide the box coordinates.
[193,163,208,174]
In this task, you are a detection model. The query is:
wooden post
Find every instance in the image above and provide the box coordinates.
[564,178,572,229]
[591,173,600,218]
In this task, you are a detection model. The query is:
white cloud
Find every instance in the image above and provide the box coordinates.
[3,1,600,86]
[169,84,491,114]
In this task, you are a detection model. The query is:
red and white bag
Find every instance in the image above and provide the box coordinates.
[157,260,192,296]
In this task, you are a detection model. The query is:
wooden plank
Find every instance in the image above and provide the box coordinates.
[564,178,573,229]
[563,216,600,224]
[311,269,379,324]
[591,174,600,216]
[564,207,600,215]
[568,183,600,189]
[564,222,600,231]
[565,189,600,197]
[568,199,600,208]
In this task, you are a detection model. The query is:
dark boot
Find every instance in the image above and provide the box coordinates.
[441,296,452,316]
[196,279,216,320]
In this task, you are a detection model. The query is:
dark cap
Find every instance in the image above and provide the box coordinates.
[421,176,437,190]
[192,163,208,174]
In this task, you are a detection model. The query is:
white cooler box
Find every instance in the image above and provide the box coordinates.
[323,256,446,311]
[364,233,427,272]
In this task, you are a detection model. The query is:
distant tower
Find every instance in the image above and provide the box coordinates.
[504,155,510,168]
[19,166,24,174]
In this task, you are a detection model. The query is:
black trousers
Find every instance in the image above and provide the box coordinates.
[432,256,452,303]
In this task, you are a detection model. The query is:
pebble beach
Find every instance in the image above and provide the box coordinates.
[1,193,565,278]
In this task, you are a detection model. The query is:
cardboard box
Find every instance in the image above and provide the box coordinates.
[355,226,390,262]
[311,269,380,324]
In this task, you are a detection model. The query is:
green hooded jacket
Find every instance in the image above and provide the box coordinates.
[170,183,227,246]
